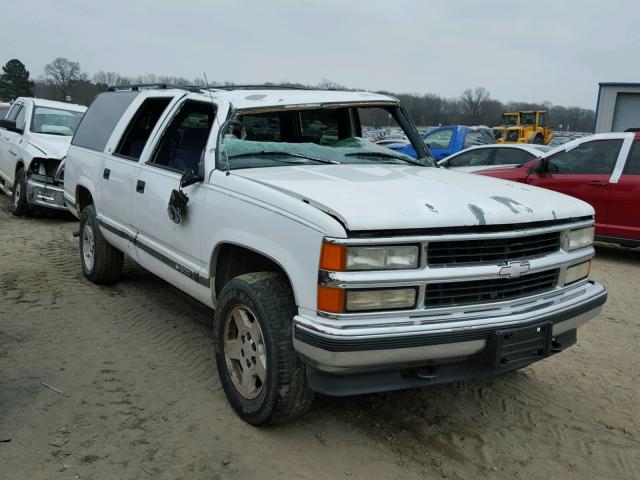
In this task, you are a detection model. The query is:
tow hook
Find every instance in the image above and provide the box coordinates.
[404,366,439,381]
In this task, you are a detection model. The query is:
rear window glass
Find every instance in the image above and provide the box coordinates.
[72,92,138,152]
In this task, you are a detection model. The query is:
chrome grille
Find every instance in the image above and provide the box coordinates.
[425,269,559,307]
[427,232,561,266]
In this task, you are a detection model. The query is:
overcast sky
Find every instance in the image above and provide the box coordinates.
[2,0,638,108]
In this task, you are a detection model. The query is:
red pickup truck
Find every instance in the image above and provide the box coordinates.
[479,132,640,246]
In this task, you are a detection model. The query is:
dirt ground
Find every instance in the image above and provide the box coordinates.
[0,194,639,480]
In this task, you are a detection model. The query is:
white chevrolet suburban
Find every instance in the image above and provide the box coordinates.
[0,98,86,215]
[63,85,607,425]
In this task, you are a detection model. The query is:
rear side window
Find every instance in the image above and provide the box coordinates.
[448,148,492,168]
[72,92,138,152]
[623,141,640,175]
[547,140,622,174]
[493,148,533,166]
[115,97,172,160]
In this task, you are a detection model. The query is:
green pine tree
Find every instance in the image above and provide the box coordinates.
[0,59,34,101]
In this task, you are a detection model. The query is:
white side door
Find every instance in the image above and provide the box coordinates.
[94,92,179,253]
[132,98,217,304]
[0,102,26,186]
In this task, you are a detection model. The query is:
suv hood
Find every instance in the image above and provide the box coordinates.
[27,133,73,159]
[234,165,593,231]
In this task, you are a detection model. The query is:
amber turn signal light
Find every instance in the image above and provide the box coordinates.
[320,242,346,271]
[317,286,345,313]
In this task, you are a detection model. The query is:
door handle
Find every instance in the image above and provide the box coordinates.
[587,180,608,186]
[136,180,145,193]
[103,168,110,180]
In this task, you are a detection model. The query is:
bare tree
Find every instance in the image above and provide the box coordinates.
[43,57,87,101]
[460,87,491,124]
[317,78,345,90]
[93,70,128,87]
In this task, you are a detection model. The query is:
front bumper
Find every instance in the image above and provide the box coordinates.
[26,178,66,211]
[294,280,606,393]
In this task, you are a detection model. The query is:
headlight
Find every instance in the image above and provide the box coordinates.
[566,227,594,251]
[565,261,591,285]
[319,242,420,271]
[345,288,417,312]
[347,245,419,271]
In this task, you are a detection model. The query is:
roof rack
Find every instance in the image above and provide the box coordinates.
[199,84,312,91]
[108,83,202,93]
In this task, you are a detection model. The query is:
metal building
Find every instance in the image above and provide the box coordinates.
[594,82,640,133]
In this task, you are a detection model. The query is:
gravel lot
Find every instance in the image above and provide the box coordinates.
[1,193,639,480]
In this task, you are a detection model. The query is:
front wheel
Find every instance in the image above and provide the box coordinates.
[10,168,32,216]
[214,272,313,425]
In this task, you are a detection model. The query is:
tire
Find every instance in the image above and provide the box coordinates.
[214,272,313,426]
[532,135,544,145]
[10,168,32,216]
[79,204,123,284]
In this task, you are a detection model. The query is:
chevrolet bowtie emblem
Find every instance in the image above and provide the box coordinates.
[499,261,531,278]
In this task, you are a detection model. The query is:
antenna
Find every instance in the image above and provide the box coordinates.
[203,73,230,176]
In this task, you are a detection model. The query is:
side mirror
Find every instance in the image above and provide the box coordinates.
[0,118,23,134]
[180,168,202,189]
[168,168,203,224]
[167,189,189,225]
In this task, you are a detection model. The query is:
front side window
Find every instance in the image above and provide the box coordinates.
[521,112,537,125]
[115,97,172,160]
[493,148,534,166]
[502,114,519,126]
[448,149,492,168]
[218,105,434,171]
[623,141,640,175]
[150,101,216,172]
[424,129,453,149]
[547,139,622,174]
[30,107,84,136]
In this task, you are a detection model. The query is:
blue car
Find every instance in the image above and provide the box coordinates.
[390,125,495,160]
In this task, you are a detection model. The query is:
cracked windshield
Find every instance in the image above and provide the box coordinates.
[219,106,435,170]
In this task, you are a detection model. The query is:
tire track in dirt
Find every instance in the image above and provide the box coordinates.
[1,193,639,480]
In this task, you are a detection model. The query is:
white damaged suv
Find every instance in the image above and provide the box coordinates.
[0,98,86,215]
[63,85,606,425]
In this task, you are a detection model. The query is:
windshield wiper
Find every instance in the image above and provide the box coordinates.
[344,151,426,166]
[229,151,340,165]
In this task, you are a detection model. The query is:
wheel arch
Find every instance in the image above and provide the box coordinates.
[210,241,299,307]
[75,183,95,213]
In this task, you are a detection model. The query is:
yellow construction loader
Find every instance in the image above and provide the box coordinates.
[493,111,553,145]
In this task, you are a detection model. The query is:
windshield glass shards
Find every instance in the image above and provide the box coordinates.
[221,136,432,170]
[217,105,435,171]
